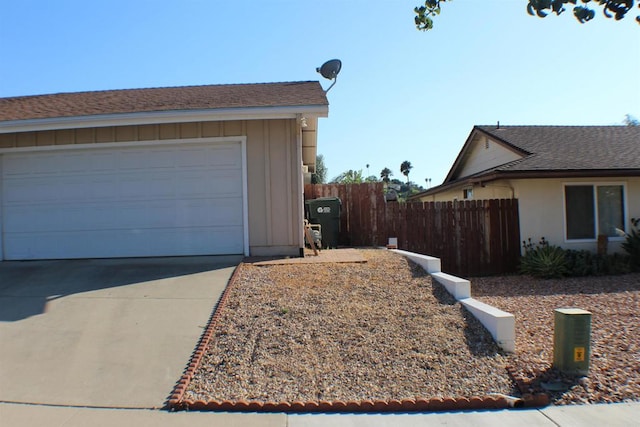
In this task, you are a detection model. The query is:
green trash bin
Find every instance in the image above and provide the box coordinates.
[305,197,342,249]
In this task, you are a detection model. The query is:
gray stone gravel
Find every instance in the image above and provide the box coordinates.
[185,249,517,403]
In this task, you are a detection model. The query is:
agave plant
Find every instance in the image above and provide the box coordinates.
[520,238,568,279]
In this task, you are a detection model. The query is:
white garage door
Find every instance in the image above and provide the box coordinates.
[0,140,245,260]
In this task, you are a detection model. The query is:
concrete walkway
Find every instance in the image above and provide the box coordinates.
[1,256,638,426]
[1,401,638,426]
[0,256,241,408]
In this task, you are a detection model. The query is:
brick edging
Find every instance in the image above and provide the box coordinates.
[166,262,549,413]
[177,396,511,412]
[166,262,245,409]
[506,365,550,407]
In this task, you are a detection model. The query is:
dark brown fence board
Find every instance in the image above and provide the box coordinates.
[304,183,520,276]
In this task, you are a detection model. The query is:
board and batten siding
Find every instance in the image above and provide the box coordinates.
[0,119,303,256]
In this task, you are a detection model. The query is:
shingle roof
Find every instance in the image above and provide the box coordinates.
[408,125,640,200]
[0,81,328,122]
[476,125,640,171]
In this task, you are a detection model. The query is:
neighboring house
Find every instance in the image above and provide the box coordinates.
[409,125,640,253]
[0,82,328,260]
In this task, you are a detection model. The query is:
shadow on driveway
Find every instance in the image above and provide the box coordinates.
[0,256,242,322]
[0,255,241,408]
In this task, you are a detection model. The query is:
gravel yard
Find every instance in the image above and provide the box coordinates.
[473,273,640,405]
[183,249,640,406]
[185,249,516,404]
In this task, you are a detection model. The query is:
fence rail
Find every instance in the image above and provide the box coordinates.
[304,183,521,277]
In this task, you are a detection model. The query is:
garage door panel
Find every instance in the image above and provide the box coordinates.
[3,178,55,203]
[4,226,244,259]
[87,177,119,201]
[119,149,176,170]
[57,178,90,201]
[209,170,244,194]
[1,141,245,259]
[87,152,119,171]
[118,172,175,199]
[5,203,125,233]
[174,170,242,197]
[3,153,55,176]
[207,146,243,168]
[174,147,209,168]
[176,198,243,227]
[5,197,244,233]
[53,153,88,172]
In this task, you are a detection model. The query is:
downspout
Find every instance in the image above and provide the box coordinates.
[296,114,305,257]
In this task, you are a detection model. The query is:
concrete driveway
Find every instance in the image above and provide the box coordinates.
[0,256,241,409]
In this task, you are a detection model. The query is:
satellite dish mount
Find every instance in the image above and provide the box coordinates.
[316,59,342,93]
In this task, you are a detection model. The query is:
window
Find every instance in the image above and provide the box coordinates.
[463,187,473,200]
[564,184,625,240]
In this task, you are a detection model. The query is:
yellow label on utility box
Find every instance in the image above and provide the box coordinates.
[574,347,585,362]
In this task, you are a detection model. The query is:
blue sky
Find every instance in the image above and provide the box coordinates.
[1,1,638,185]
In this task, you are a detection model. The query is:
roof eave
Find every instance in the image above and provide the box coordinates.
[408,168,640,201]
[407,178,474,200]
[0,104,329,134]
[475,169,640,182]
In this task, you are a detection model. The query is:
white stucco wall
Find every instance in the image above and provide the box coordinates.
[514,177,639,253]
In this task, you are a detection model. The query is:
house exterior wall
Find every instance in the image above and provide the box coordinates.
[416,176,640,254]
[514,177,639,254]
[416,182,513,202]
[0,119,303,256]
[455,134,522,179]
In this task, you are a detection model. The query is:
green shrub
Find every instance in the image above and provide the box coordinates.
[519,238,568,279]
[564,250,595,276]
[565,250,630,276]
[621,218,640,272]
[521,234,635,279]
[604,253,632,275]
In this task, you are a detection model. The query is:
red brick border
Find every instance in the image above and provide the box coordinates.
[167,262,244,409]
[506,365,551,408]
[167,263,549,413]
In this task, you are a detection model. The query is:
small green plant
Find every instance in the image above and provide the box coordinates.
[621,218,640,272]
[279,307,290,315]
[564,249,595,276]
[565,250,630,276]
[519,237,568,279]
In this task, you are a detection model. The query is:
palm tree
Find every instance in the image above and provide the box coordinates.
[400,161,413,183]
[330,169,364,184]
[380,167,393,183]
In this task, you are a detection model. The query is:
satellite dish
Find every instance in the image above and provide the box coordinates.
[317,59,342,80]
[316,59,342,92]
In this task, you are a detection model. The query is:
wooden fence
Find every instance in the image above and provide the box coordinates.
[304,183,521,277]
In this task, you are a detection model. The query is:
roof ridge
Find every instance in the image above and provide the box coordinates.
[477,124,629,128]
[1,81,320,101]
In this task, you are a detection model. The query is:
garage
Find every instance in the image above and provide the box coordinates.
[0,139,247,260]
[0,81,330,258]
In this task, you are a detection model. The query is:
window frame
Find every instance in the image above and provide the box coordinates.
[562,182,628,243]
[463,187,473,200]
